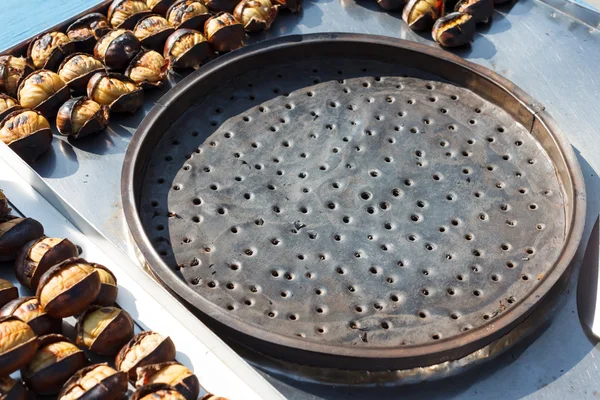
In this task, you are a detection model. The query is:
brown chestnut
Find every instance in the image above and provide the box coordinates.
[0,297,62,336]
[108,0,152,29]
[167,0,211,30]
[0,56,33,98]
[271,0,302,12]
[22,334,88,395]
[76,306,134,355]
[0,376,28,400]
[58,363,128,400]
[15,236,79,290]
[87,72,144,113]
[17,70,70,118]
[67,13,112,53]
[0,189,10,218]
[455,0,493,23]
[164,29,213,69]
[115,331,176,380]
[132,384,186,400]
[234,0,278,32]
[376,0,406,10]
[202,0,239,12]
[201,395,228,400]
[0,279,18,309]
[432,12,475,47]
[92,263,118,306]
[0,110,52,164]
[27,32,75,71]
[125,50,168,88]
[36,257,102,318]
[57,97,110,139]
[134,14,176,51]
[0,94,21,121]
[57,53,105,93]
[94,29,142,71]
[135,362,200,400]
[0,217,45,259]
[0,315,38,377]
[146,0,178,14]
[204,13,245,53]
[402,0,444,31]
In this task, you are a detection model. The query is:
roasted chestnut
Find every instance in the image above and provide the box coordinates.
[17,70,70,118]
[134,14,176,50]
[0,189,10,218]
[58,363,128,400]
[27,32,75,71]
[0,56,33,98]
[402,0,444,31]
[125,50,168,88]
[204,13,245,53]
[0,315,38,377]
[432,12,475,47]
[87,72,144,113]
[36,257,102,318]
[67,13,112,53]
[0,376,28,400]
[201,395,228,400]
[15,236,79,290]
[22,334,87,395]
[272,0,302,12]
[164,29,213,69]
[0,110,52,163]
[234,0,278,32]
[57,97,110,139]
[376,0,406,10]
[167,0,211,30]
[132,384,186,400]
[94,29,142,71]
[147,0,177,14]
[92,263,118,306]
[0,297,62,336]
[0,94,21,121]
[58,53,105,93]
[108,0,152,29]
[136,362,200,400]
[0,217,44,259]
[455,0,493,23]
[115,331,176,380]
[76,306,134,355]
[203,0,238,12]
[0,279,18,309]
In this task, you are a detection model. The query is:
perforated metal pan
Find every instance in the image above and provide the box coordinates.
[122,33,586,372]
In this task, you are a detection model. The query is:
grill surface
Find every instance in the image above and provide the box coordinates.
[124,34,584,372]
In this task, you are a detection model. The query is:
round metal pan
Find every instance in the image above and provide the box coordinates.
[122,33,585,372]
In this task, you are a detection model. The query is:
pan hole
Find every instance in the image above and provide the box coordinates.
[440,108,447,114]
[422,269,429,275]
[536,224,545,230]
[384,156,392,162]
[479,213,488,221]
[360,192,372,200]
[496,182,505,189]
[392,188,402,197]
[469,119,476,125]
[404,179,413,186]
[288,314,297,320]
[271,238,280,245]
[348,286,356,292]
[500,204,509,211]
[432,334,440,340]
[483,314,490,320]
[529,204,538,210]
[447,288,455,295]
[486,137,495,143]
[471,265,480,272]
[522,275,529,281]
[492,274,500,282]
[380,202,390,210]
[419,311,427,319]
[472,250,481,257]
[501,243,510,251]
[451,219,460,226]
[473,290,481,296]
[497,127,505,133]
[506,261,515,268]
[457,274,464,280]
[343,216,351,223]
[451,313,459,320]
[230,226,238,233]
[381,322,390,329]
[506,220,516,227]
[192,216,200,223]
[336,267,345,274]
[526,247,535,254]
[355,306,364,313]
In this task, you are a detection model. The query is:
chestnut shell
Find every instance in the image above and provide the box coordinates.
[203,0,239,12]
[0,280,18,309]
[92,263,118,306]
[87,72,144,113]
[108,0,153,29]
[272,0,302,12]
[1,110,53,164]
[56,96,110,139]
[134,14,176,51]
[0,56,34,99]
[167,0,211,30]
[17,71,71,119]
[0,190,10,217]
[0,296,62,336]
[0,94,22,121]
[26,34,76,71]
[0,376,28,400]
[131,383,185,400]
[376,0,406,10]
[135,362,200,400]
[58,363,128,400]
[75,306,134,355]
[432,12,476,47]
[125,50,169,89]
[0,217,45,259]
[57,53,106,93]
[0,315,39,377]
[15,236,79,290]
[115,331,177,380]
[402,0,444,31]
[455,0,493,23]
[66,13,112,53]
[234,0,279,33]
[94,30,142,71]
[204,13,245,53]
[149,0,178,14]
[164,29,213,69]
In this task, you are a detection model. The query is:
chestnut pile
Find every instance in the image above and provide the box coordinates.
[0,188,226,400]
[0,0,301,164]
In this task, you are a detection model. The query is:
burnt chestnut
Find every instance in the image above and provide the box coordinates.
[0,56,33,98]
[0,110,52,163]
[136,362,200,400]
[57,97,110,139]
[0,376,28,400]
[234,0,278,32]
[87,72,144,113]
[204,13,245,53]
[22,334,88,395]
[132,384,186,400]
[0,217,45,259]
[167,0,211,30]
[134,14,176,50]
[164,29,213,69]
[432,12,475,47]
[0,189,10,218]
[0,279,18,309]
[15,236,79,290]
[271,0,302,12]
[36,257,102,318]
[0,297,62,336]
[108,0,152,29]
[58,363,128,400]
[125,50,168,88]
[92,263,118,306]
[201,395,228,400]
[0,94,21,121]
[402,0,444,30]
[58,53,105,93]
[455,0,493,23]
[27,32,75,71]
[76,306,134,355]
[146,0,178,14]
[67,13,112,53]
[0,315,38,377]
[94,29,142,71]
[376,0,406,10]
[115,331,176,380]
[17,70,70,118]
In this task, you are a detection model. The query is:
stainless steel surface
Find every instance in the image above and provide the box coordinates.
[578,215,600,338]
[1,0,600,398]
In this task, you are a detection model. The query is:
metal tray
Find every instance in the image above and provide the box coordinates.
[122,33,586,372]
